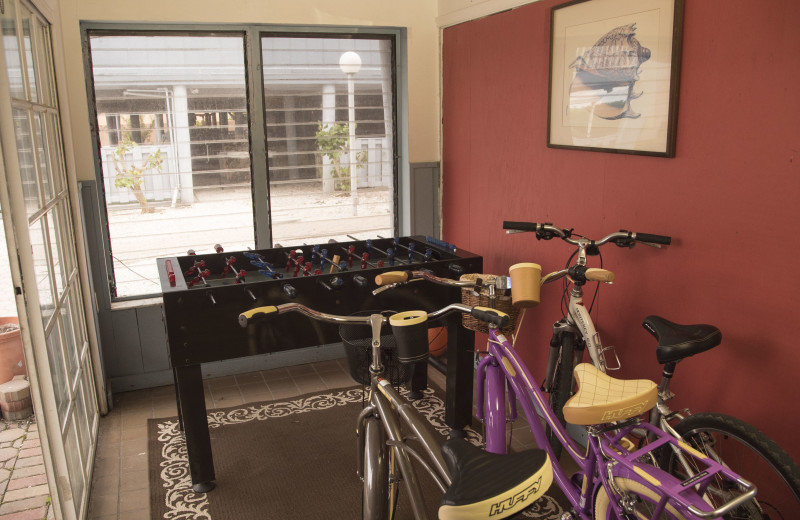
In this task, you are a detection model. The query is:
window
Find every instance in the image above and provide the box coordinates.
[85,28,398,299]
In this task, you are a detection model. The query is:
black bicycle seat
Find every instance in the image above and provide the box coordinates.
[642,315,722,365]
[439,438,552,518]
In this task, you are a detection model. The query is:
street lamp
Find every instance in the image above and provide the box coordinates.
[339,51,362,215]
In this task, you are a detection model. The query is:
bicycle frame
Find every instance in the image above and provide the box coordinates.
[544,240,618,377]
[358,376,452,520]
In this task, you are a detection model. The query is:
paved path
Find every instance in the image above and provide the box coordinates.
[0,418,52,520]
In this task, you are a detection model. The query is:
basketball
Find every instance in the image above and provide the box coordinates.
[428,327,447,357]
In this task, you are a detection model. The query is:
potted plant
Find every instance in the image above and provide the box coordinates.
[0,317,25,384]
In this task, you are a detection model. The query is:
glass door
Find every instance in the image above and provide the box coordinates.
[0,1,98,519]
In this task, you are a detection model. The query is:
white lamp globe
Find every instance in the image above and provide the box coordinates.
[339,51,362,74]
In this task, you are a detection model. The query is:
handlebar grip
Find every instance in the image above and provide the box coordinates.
[238,305,278,328]
[470,306,510,328]
[635,233,671,245]
[585,268,615,283]
[502,221,539,232]
[374,271,409,285]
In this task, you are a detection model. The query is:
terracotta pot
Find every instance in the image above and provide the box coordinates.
[0,317,26,384]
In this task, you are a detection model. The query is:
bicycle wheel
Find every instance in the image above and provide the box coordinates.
[545,333,574,461]
[362,416,399,520]
[594,477,687,519]
[667,412,800,520]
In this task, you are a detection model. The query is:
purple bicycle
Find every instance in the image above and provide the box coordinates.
[502,221,800,519]
[366,272,757,519]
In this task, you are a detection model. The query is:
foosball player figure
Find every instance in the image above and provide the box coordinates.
[184,258,206,277]
[188,268,210,287]
[361,252,384,270]
[343,245,356,269]
[221,256,247,284]
[243,251,281,279]
[286,250,306,276]
[214,244,224,253]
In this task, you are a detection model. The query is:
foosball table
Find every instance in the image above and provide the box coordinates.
[157,235,482,492]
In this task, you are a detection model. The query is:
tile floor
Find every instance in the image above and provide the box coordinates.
[41,356,542,519]
[0,418,54,520]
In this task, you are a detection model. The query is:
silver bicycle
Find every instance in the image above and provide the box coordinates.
[503,220,800,519]
[239,302,553,520]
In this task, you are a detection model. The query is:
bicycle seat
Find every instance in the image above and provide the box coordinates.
[563,363,657,425]
[642,315,722,364]
[439,438,553,519]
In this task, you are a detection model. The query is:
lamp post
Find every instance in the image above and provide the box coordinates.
[339,51,361,215]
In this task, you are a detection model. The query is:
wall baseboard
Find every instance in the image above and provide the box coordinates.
[107,343,346,395]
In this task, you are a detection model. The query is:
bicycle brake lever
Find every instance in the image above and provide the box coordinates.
[638,241,664,249]
[372,283,398,296]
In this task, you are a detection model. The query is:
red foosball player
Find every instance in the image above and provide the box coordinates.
[286,250,298,273]
[189,268,210,287]
[221,256,237,278]
[184,259,206,277]
[221,256,247,284]
[292,256,305,277]
[361,252,385,269]
[234,269,246,284]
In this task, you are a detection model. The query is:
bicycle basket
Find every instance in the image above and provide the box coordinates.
[460,273,519,335]
[339,311,410,386]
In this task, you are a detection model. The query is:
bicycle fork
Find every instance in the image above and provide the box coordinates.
[543,319,584,393]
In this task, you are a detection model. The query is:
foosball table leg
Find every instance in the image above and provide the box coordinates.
[173,365,216,493]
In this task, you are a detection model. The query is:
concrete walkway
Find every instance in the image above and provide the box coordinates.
[0,417,52,520]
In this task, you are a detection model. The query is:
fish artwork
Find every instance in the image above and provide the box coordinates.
[568,23,651,120]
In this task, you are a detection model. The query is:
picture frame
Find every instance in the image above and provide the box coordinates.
[548,0,684,157]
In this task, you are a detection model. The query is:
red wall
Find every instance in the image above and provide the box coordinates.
[442,0,800,462]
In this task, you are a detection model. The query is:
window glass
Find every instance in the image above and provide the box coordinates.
[262,36,395,246]
[88,34,253,297]
[12,107,40,216]
[30,216,55,327]
[1,1,25,99]
[20,6,37,103]
[87,30,399,299]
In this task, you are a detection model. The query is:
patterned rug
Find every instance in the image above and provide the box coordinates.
[147,385,568,519]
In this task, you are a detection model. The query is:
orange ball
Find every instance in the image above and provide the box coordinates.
[428,327,448,357]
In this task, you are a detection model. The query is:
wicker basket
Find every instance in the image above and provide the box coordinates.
[459,273,519,335]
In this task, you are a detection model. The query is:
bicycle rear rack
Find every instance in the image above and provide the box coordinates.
[599,422,757,519]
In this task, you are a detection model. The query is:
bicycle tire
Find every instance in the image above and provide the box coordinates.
[594,477,689,519]
[545,332,574,461]
[362,416,399,520]
[666,412,800,520]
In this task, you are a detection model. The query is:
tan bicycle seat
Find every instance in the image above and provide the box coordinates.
[563,363,657,425]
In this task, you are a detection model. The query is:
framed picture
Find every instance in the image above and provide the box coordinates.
[548,0,684,157]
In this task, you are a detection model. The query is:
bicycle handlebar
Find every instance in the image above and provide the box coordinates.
[374,270,497,294]
[375,268,615,295]
[502,221,671,248]
[238,301,510,329]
